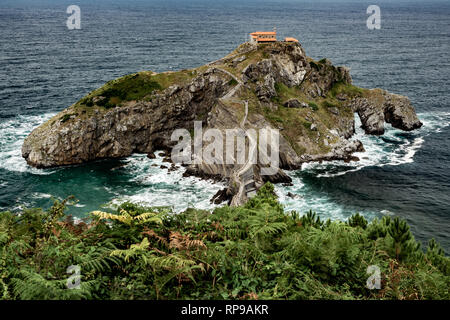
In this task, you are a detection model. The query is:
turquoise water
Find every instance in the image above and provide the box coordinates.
[0,0,449,251]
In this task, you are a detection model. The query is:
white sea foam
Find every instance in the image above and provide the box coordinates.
[380,209,394,216]
[274,172,377,221]
[110,153,225,213]
[0,113,56,174]
[419,111,450,134]
[31,192,53,199]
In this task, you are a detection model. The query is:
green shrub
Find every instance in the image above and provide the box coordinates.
[347,213,368,229]
[322,100,338,109]
[60,114,71,123]
[80,73,163,109]
[0,184,448,300]
[303,121,312,130]
[308,102,319,111]
[329,82,364,98]
[309,61,320,70]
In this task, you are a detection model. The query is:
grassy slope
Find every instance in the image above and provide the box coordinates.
[0,183,448,300]
[73,70,196,111]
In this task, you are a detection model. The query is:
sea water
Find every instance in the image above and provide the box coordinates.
[1,0,449,252]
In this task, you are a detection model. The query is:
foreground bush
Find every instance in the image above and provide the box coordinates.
[0,183,448,300]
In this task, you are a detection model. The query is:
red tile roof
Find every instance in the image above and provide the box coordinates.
[250,31,276,35]
[284,37,299,42]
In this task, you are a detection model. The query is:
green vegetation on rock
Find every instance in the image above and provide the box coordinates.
[0,184,448,300]
[328,81,364,98]
[74,70,196,111]
[80,73,162,109]
[308,102,319,111]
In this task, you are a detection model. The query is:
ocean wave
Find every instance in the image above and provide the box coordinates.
[274,173,379,221]
[419,111,450,133]
[0,113,57,174]
[109,153,225,213]
[31,192,53,199]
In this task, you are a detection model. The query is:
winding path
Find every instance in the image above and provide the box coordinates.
[213,67,258,205]
[230,100,258,205]
[235,101,257,201]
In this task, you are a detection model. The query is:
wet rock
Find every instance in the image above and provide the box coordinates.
[344,156,360,163]
[352,97,385,135]
[287,192,299,199]
[162,156,172,164]
[384,94,423,131]
[261,169,292,184]
[210,188,232,205]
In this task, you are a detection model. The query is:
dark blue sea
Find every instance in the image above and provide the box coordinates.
[0,0,449,252]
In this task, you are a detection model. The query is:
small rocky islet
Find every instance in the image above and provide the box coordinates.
[22,41,423,205]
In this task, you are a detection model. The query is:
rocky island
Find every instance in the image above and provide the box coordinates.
[22,41,423,205]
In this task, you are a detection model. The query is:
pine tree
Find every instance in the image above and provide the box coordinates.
[387,217,420,261]
[347,213,368,229]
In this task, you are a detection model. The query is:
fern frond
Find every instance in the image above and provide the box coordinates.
[91,211,133,225]
[91,210,162,226]
[11,269,94,300]
[110,238,150,263]
[134,212,163,225]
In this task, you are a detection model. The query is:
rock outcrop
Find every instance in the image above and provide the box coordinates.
[22,41,422,206]
[349,89,423,135]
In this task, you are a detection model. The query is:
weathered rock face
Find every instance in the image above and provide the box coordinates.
[284,99,308,109]
[22,41,422,205]
[22,68,234,168]
[302,59,352,98]
[242,44,308,103]
[348,89,423,135]
[384,93,423,131]
[243,44,309,87]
